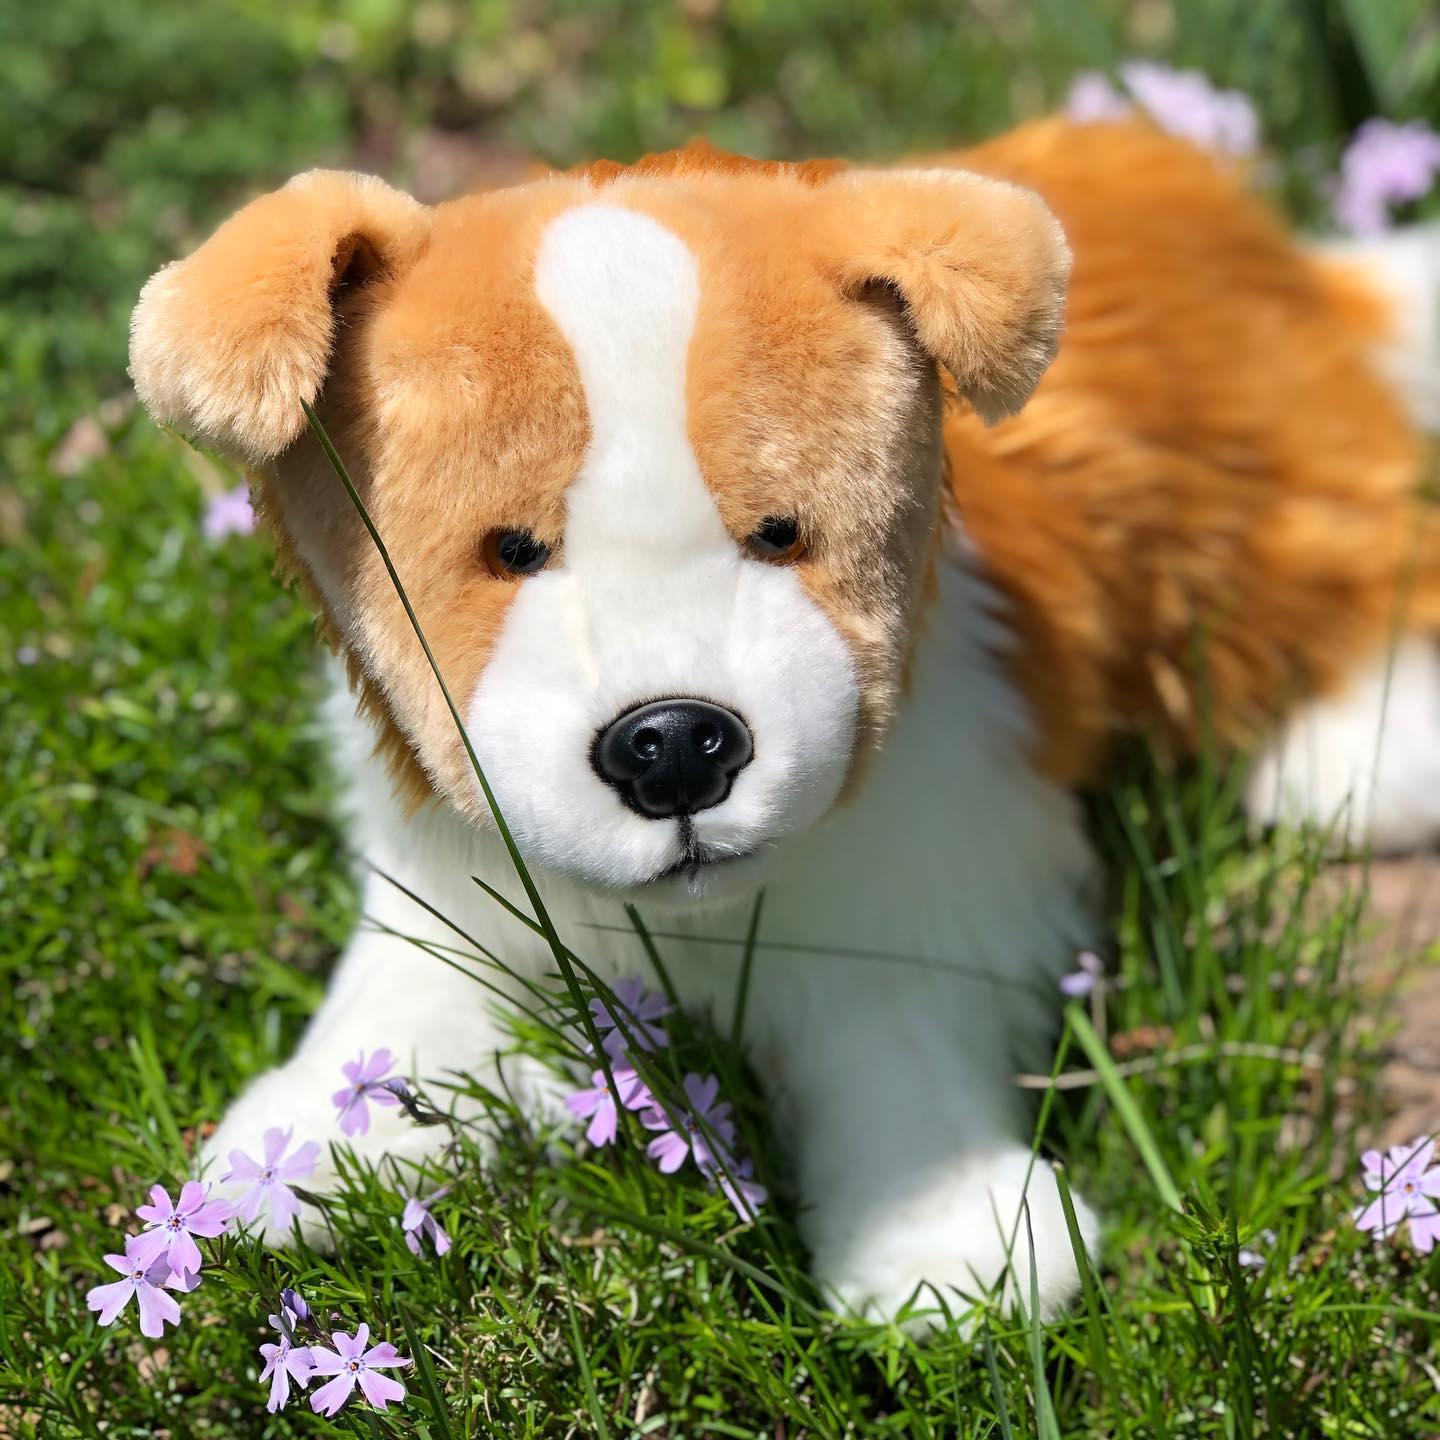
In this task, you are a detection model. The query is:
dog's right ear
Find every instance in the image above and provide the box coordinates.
[130,170,431,464]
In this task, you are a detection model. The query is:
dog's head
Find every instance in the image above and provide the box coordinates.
[131,147,1067,898]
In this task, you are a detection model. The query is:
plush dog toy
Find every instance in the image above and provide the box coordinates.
[130,118,1440,1323]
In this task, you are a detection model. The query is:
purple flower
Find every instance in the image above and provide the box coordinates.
[332,1049,402,1137]
[85,1235,185,1338]
[1059,950,1103,998]
[401,1189,453,1257]
[1333,119,1440,235]
[643,1073,737,1175]
[710,1155,768,1222]
[130,1181,230,1282]
[258,1300,315,1412]
[566,1065,654,1147]
[1065,71,1131,124]
[280,1286,314,1331]
[590,978,671,1059]
[1065,63,1259,156]
[222,1127,320,1233]
[308,1324,411,1416]
[1354,1137,1440,1247]
[202,484,256,540]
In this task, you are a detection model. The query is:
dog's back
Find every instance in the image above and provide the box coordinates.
[939,119,1440,840]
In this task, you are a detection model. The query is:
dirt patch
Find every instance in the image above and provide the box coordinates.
[1350,856,1440,1146]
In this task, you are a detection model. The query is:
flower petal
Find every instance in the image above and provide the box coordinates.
[135,1185,172,1224]
[339,1098,370,1137]
[566,1087,602,1120]
[175,1180,208,1216]
[86,1277,135,1326]
[362,1049,395,1083]
[307,1345,346,1377]
[685,1073,720,1115]
[363,1342,411,1369]
[170,1231,203,1279]
[265,1361,291,1413]
[135,1281,182,1339]
[263,1127,292,1167]
[269,1182,302,1233]
[277,1141,321,1182]
[125,1228,170,1268]
[358,1368,407,1408]
[585,1102,618,1148]
[223,1150,262,1184]
[309,1372,356,1416]
[187,1198,232,1237]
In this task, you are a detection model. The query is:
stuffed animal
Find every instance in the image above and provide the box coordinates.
[130,117,1440,1324]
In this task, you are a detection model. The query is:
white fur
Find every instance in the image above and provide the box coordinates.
[203,552,1099,1326]
[1245,635,1440,853]
[467,204,859,892]
[1318,220,1440,431]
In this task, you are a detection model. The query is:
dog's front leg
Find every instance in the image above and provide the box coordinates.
[199,916,525,1247]
[757,963,1096,1330]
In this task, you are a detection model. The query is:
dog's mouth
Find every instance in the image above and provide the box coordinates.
[650,819,759,885]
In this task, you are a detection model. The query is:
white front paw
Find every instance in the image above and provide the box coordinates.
[199,1063,436,1251]
[812,1149,1097,1332]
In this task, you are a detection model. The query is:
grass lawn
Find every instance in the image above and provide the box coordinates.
[4,2,1440,1436]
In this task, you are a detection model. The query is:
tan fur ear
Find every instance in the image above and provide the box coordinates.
[815,169,1071,423]
[130,171,431,463]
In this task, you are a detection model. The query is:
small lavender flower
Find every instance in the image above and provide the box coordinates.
[1065,71,1131,124]
[567,1065,654,1147]
[643,1073,738,1175]
[332,1049,402,1137]
[223,1127,320,1233]
[590,978,672,1059]
[202,484,256,540]
[279,1286,315,1332]
[1354,1138,1440,1247]
[258,1300,315,1413]
[709,1155,768,1221]
[1333,119,1440,235]
[400,1188,453,1257]
[1059,950,1103,998]
[85,1235,185,1338]
[130,1181,230,1282]
[1066,62,1259,156]
[308,1324,411,1416]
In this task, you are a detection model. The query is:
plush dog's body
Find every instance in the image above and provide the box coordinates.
[131,118,1440,1323]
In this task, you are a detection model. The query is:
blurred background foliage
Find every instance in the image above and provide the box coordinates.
[3,0,1439,413]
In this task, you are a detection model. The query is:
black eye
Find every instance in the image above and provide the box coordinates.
[482,528,550,579]
[745,515,807,564]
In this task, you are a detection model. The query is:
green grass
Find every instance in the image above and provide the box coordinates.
[5,1,1440,1435]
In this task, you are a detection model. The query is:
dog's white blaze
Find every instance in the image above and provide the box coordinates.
[464,202,860,890]
[532,205,730,561]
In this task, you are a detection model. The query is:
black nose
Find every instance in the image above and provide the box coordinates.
[593,699,753,819]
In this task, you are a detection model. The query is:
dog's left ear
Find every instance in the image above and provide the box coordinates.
[814,169,1071,423]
